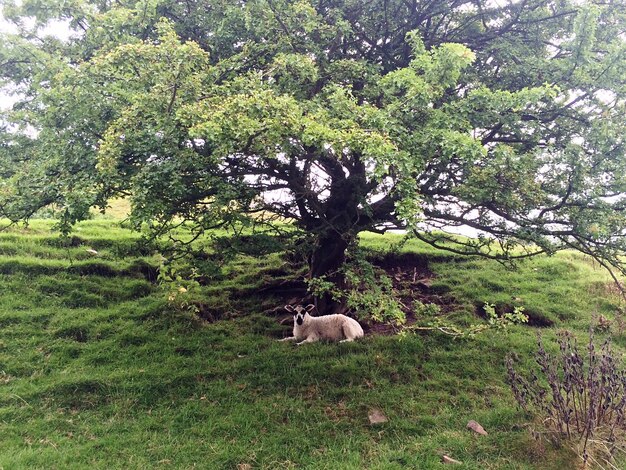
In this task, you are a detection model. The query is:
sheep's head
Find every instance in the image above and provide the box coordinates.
[285,304,315,325]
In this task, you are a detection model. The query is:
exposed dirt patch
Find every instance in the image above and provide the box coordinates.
[474,302,554,328]
[366,253,458,335]
[373,253,454,309]
[256,279,309,317]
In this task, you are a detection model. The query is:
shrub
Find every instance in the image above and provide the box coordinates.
[506,330,626,467]
[306,247,406,324]
[484,302,528,329]
[414,301,441,317]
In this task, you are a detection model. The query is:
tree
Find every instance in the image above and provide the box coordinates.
[1,0,625,313]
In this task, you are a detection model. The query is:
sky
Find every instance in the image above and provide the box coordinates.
[0,7,73,110]
[0,9,18,110]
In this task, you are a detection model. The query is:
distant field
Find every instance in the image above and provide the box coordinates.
[0,219,623,469]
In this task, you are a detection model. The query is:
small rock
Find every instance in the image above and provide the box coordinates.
[441,455,462,465]
[237,464,252,470]
[368,408,388,425]
[85,248,98,255]
[467,420,488,435]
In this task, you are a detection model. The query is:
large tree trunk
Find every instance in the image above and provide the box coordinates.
[302,154,367,314]
[308,231,354,315]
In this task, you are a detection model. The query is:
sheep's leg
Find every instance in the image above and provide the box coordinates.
[297,336,318,346]
[278,336,297,342]
[340,324,357,343]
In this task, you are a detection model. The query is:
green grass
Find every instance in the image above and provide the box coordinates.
[0,221,623,469]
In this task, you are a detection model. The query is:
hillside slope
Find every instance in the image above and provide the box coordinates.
[0,220,623,469]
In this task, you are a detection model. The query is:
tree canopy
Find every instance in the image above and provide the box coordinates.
[1,0,625,312]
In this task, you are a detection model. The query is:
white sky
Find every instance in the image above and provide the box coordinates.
[0,8,17,110]
[1,7,73,110]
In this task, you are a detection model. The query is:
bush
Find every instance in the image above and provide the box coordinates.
[506,330,626,467]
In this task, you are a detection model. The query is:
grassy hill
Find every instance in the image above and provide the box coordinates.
[0,219,623,469]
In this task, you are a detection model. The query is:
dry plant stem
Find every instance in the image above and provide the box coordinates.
[407,326,467,337]
[507,330,626,467]
[407,316,510,337]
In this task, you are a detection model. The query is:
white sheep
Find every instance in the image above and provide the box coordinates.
[279,304,364,345]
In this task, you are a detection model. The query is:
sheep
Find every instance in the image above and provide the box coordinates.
[279,304,364,345]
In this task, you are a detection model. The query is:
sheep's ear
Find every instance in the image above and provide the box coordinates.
[305,304,316,312]
[284,305,295,312]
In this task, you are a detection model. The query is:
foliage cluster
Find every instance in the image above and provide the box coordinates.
[405,302,528,339]
[306,246,406,324]
[485,302,529,330]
